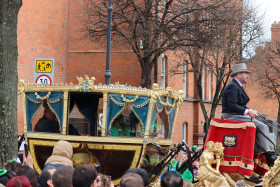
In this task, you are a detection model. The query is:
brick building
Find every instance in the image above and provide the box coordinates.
[17,0,237,148]
[246,21,280,120]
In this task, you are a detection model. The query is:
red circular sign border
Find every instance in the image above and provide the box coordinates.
[35,74,52,85]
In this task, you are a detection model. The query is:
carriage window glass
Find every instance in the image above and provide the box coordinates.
[69,104,89,136]
[109,104,144,137]
[150,107,169,139]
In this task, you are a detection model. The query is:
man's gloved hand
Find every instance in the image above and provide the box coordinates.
[248,109,258,118]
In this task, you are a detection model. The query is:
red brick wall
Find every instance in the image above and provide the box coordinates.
[68,0,142,86]
[17,0,69,133]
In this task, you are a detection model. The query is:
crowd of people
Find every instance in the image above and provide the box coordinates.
[0,140,196,187]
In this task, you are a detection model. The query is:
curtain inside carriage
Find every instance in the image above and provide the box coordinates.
[26,92,64,132]
[106,94,150,136]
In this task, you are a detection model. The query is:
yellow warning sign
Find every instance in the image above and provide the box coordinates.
[36,60,53,73]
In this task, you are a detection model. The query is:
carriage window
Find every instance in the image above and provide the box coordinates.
[32,102,61,133]
[68,92,102,136]
[150,107,169,139]
[69,105,88,136]
[109,104,144,137]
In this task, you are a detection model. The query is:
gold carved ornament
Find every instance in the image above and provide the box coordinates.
[35,91,51,100]
[196,141,229,187]
[76,75,96,91]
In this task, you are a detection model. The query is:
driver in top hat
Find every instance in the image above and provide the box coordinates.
[222,63,277,168]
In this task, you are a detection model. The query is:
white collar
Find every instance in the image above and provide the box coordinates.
[234,78,243,87]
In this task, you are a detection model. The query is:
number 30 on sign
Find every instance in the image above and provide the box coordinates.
[35,74,52,85]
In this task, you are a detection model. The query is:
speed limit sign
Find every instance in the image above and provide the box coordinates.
[35,74,52,85]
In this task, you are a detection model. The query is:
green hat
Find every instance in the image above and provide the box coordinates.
[0,169,7,177]
[192,145,197,150]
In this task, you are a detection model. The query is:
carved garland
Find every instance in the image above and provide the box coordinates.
[121,94,139,103]
[131,100,150,108]
[109,95,126,107]
[35,91,51,100]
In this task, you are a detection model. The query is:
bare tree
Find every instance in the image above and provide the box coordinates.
[170,1,264,132]
[250,44,280,123]
[0,0,22,167]
[249,42,280,153]
[83,0,229,88]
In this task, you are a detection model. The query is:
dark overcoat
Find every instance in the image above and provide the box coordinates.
[222,79,249,115]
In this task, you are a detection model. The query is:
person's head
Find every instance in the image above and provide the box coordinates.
[18,166,38,187]
[72,164,97,187]
[0,170,15,186]
[43,102,56,121]
[119,173,144,187]
[94,174,113,187]
[5,161,22,175]
[44,140,73,168]
[52,140,73,159]
[181,153,188,163]
[231,63,251,84]
[38,168,56,187]
[52,166,74,187]
[161,171,183,187]
[124,168,149,186]
[234,72,250,84]
[6,176,32,187]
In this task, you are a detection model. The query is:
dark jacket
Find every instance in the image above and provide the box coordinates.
[34,116,60,133]
[222,79,249,115]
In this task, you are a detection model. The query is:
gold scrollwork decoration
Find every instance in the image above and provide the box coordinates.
[35,91,51,100]
[47,95,64,103]
[76,75,96,91]
[27,96,41,104]
[121,94,139,103]
[18,79,26,97]
[131,99,150,108]
[176,90,184,107]
[158,96,176,108]
[109,95,126,107]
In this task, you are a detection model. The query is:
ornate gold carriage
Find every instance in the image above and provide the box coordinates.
[18,76,183,185]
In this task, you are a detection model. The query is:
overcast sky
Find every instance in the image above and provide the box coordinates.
[249,0,280,40]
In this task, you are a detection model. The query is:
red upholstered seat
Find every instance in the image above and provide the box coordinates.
[205,118,256,176]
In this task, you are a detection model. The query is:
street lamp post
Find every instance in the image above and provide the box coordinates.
[105,0,113,85]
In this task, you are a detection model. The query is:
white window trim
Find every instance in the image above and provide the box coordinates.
[208,69,212,101]
[182,123,187,142]
[161,54,165,88]
[202,65,205,100]
[183,61,187,98]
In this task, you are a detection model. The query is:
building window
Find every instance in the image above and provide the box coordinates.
[182,122,188,142]
[183,61,187,98]
[161,54,166,88]
[208,68,212,101]
[202,65,205,100]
